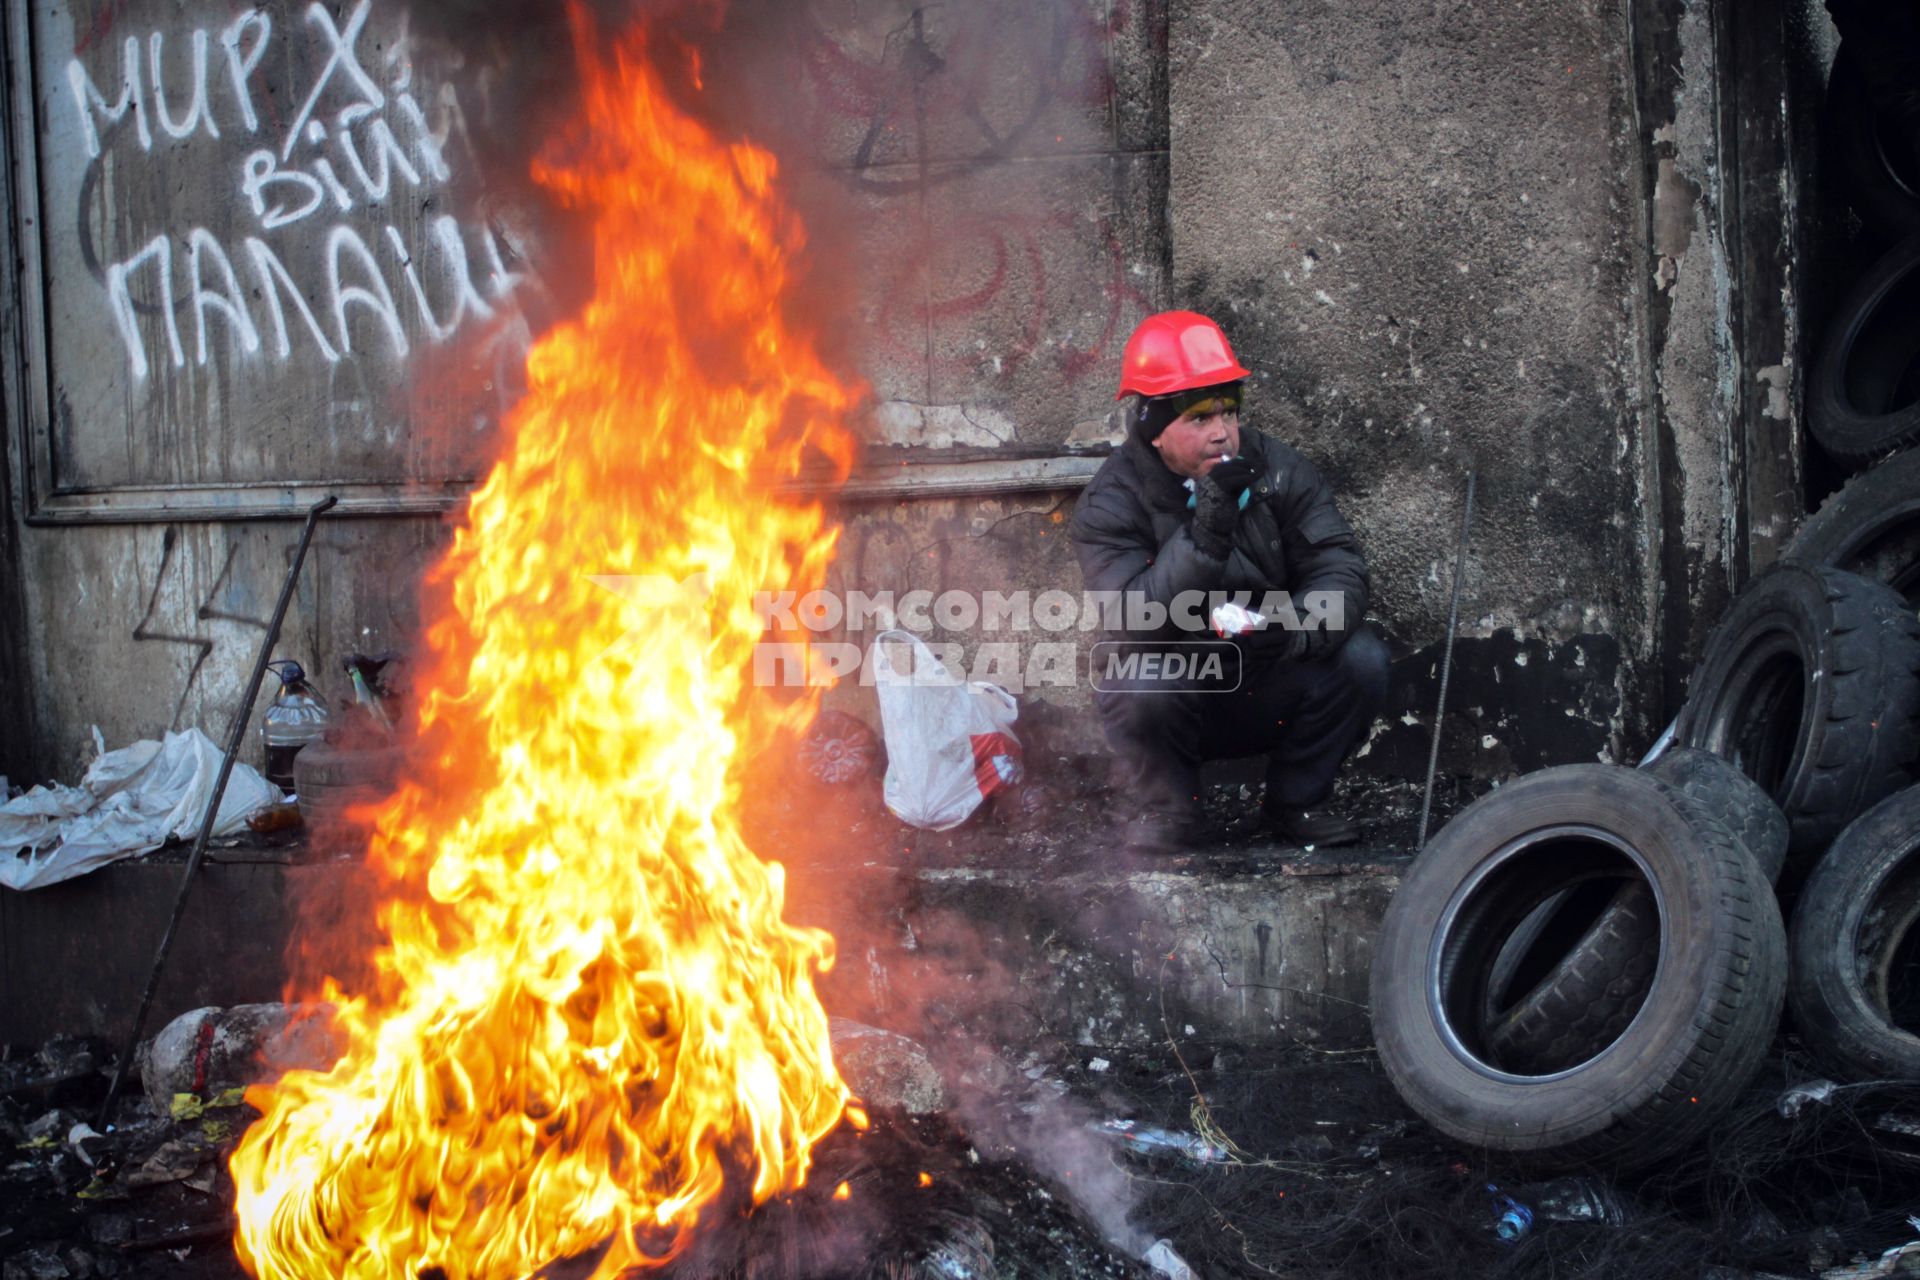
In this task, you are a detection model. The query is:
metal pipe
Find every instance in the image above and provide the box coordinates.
[1637,713,1683,768]
[1417,473,1476,852]
[98,494,339,1126]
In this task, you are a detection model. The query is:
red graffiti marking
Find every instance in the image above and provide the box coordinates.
[784,1,1153,389]
[73,0,135,55]
[875,207,1149,386]
[790,0,1115,195]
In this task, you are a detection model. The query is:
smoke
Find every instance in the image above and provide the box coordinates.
[952,1069,1153,1257]
[838,895,1162,1263]
[762,764,1178,1260]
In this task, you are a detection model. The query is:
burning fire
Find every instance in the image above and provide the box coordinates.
[231,12,857,1278]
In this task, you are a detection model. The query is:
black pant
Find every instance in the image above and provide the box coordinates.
[1095,625,1391,821]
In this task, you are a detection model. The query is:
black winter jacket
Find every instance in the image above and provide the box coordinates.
[1068,428,1369,658]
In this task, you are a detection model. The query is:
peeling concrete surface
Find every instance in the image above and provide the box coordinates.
[873,402,1022,449]
[1627,0,1824,716]
[1652,0,1741,625]
[793,853,1403,1051]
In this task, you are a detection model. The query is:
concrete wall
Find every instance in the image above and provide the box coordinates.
[2,844,1400,1049]
[1630,0,1826,716]
[1,0,1818,790]
[1169,0,1650,772]
[1158,0,1828,774]
[9,517,449,775]
[715,0,1173,448]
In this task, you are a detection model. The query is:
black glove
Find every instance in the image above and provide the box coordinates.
[1190,456,1261,559]
[1299,619,1353,663]
[1207,455,1261,498]
[1243,622,1307,663]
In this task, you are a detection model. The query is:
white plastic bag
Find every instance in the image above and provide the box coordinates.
[0,728,278,891]
[870,629,1022,831]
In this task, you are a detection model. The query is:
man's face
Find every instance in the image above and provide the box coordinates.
[1152,403,1242,479]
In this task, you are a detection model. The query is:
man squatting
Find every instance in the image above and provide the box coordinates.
[1070,311,1390,856]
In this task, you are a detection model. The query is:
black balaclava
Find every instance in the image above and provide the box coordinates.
[1126,382,1245,448]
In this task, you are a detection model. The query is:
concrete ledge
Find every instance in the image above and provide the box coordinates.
[789,845,1404,1052]
[1,839,1405,1054]
[0,849,329,1045]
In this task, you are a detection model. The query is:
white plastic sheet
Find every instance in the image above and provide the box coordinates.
[0,728,278,890]
[871,629,1022,831]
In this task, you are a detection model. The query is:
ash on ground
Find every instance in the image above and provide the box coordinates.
[15,1022,1920,1279]
[0,1041,1154,1280]
[1058,1042,1920,1280]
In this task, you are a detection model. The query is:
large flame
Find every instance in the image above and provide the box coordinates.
[230,13,857,1278]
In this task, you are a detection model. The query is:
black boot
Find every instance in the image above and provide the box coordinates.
[1266,803,1360,848]
[1122,806,1202,857]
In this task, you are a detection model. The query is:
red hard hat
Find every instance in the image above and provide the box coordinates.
[1115,310,1252,400]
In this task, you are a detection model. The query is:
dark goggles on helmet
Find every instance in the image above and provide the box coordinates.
[1132,381,1244,444]
[1161,383,1242,421]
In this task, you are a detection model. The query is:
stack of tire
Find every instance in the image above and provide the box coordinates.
[1366,44,1920,1169]
[1783,42,1920,1092]
[1815,40,1920,473]
[1370,474,1920,1168]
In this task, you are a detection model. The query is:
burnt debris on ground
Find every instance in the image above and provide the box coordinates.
[0,1038,1155,1280]
[12,1028,1920,1279]
[981,1039,1920,1280]
[2,1037,246,1280]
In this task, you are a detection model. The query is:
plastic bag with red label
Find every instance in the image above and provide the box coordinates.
[869,629,1022,831]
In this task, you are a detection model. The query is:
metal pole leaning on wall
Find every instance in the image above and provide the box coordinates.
[98,494,340,1127]
[1417,473,1476,852]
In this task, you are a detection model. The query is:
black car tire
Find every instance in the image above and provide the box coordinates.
[1676,563,1920,866]
[1783,445,1920,608]
[1827,48,1920,242]
[1644,747,1790,883]
[1809,234,1920,466]
[1372,765,1786,1167]
[1478,749,1787,1073]
[1789,784,1920,1081]
[293,740,403,846]
[1480,879,1661,1077]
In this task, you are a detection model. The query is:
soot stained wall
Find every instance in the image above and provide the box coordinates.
[1168,0,1652,765]
[1,0,1811,789]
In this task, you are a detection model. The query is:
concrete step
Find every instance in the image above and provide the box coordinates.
[0,845,340,1047]
[787,843,1405,1054]
[1,837,1405,1056]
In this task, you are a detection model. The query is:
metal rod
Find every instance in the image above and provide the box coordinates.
[98,494,338,1126]
[1637,713,1683,769]
[1417,473,1476,851]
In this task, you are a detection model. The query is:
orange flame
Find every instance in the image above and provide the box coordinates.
[231,12,857,1278]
